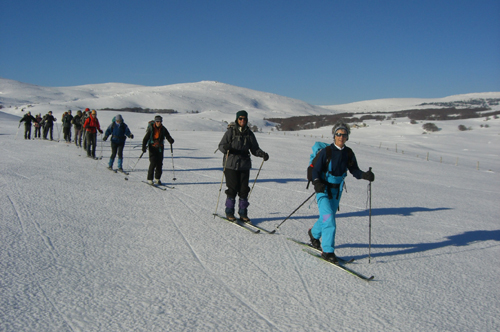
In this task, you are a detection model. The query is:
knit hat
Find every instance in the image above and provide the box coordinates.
[115,114,123,122]
[236,110,248,122]
[154,115,162,122]
[332,121,350,139]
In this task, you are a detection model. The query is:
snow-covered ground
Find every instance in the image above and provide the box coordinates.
[1,79,499,331]
[1,108,499,331]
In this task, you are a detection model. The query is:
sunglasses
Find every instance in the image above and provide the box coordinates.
[238,117,247,121]
[335,133,348,138]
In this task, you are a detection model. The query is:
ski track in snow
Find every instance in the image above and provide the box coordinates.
[164,189,320,331]
[5,192,75,331]
[163,196,280,331]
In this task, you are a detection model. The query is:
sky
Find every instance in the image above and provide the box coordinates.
[1,0,499,105]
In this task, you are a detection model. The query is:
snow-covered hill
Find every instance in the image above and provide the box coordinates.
[0,78,329,130]
[2,78,500,132]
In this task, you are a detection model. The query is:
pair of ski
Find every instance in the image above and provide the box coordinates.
[142,181,174,191]
[288,238,374,281]
[214,214,274,234]
[109,168,130,175]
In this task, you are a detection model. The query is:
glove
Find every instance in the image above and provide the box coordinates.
[312,179,326,193]
[362,170,375,182]
[142,146,147,153]
[168,138,175,145]
[103,136,108,141]
[223,143,231,151]
[129,134,134,139]
[99,129,103,134]
[262,152,269,161]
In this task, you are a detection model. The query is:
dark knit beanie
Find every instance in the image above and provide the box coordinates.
[236,110,248,122]
[154,115,163,122]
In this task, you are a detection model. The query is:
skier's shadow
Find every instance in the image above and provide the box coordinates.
[337,229,500,260]
[337,206,451,218]
[251,206,452,227]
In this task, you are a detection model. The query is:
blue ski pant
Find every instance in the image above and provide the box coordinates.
[311,188,343,253]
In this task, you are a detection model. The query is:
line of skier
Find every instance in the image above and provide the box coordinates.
[18,108,375,264]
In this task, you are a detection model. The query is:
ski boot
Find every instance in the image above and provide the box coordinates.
[308,228,321,250]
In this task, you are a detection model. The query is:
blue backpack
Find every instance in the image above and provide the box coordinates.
[306,142,332,189]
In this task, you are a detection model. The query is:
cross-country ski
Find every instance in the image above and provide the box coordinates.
[303,249,374,281]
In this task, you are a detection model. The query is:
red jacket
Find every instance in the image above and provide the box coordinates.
[84,116,101,133]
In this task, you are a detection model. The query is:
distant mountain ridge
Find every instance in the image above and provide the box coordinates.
[1,78,499,127]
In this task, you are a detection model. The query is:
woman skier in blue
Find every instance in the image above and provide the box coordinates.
[309,121,374,263]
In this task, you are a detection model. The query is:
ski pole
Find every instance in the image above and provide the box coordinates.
[213,150,230,218]
[247,158,265,200]
[95,134,103,169]
[131,151,145,172]
[368,167,372,263]
[170,144,177,181]
[15,124,21,140]
[273,192,316,233]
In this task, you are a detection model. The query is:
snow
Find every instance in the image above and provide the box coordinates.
[1,79,500,331]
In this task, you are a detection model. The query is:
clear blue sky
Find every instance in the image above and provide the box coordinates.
[1,0,499,105]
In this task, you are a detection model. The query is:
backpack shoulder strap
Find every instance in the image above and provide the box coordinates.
[324,146,333,173]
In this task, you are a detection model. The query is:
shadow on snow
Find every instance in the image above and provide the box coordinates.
[337,229,500,260]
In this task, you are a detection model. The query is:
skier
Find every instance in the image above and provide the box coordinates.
[72,110,83,147]
[81,108,91,150]
[62,110,73,142]
[103,114,134,171]
[218,110,269,222]
[33,113,43,139]
[42,111,57,140]
[83,110,103,158]
[308,121,374,263]
[19,111,36,140]
[142,115,174,185]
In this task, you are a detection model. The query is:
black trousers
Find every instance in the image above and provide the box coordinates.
[224,169,250,199]
[110,141,125,160]
[24,124,32,139]
[148,147,164,180]
[34,126,41,138]
[86,132,97,157]
[43,125,53,140]
[63,127,72,142]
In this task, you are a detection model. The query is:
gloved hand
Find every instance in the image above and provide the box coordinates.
[168,138,175,145]
[129,134,134,139]
[142,146,147,153]
[99,129,103,134]
[362,170,375,182]
[312,179,326,193]
[103,136,108,141]
[262,152,269,161]
[223,143,231,151]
